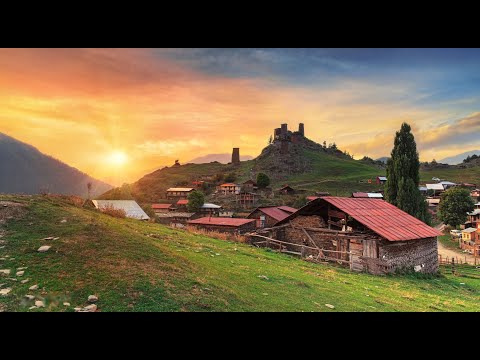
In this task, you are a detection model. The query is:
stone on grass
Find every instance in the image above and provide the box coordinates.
[257,275,269,280]
[0,283,4,288]
[0,269,11,275]
[63,302,70,306]
[29,306,37,310]
[325,304,335,309]
[88,295,98,303]
[37,245,51,253]
[60,219,67,223]
[29,284,39,291]
[20,279,29,284]
[16,271,24,276]
[42,237,55,240]
[0,288,12,296]
[17,267,28,271]
[35,300,45,308]
[25,295,35,300]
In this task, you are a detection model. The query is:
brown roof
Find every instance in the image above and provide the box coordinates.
[248,206,297,222]
[188,217,255,227]
[152,203,174,209]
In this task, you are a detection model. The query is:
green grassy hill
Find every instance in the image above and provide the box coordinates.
[1,195,479,312]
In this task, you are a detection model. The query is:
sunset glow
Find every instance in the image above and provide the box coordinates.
[1,48,480,186]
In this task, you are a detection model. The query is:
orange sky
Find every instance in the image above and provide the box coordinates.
[1,48,479,186]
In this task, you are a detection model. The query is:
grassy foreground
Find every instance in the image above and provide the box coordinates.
[1,195,479,312]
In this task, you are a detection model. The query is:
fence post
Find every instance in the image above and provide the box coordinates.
[266,237,269,248]
[451,258,456,276]
[301,245,305,258]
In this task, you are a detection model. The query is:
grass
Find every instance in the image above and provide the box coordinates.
[420,166,480,184]
[1,194,480,312]
[438,235,461,252]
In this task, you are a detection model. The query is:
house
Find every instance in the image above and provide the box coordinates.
[192,180,205,189]
[351,192,383,199]
[176,199,189,210]
[166,187,194,200]
[471,189,480,200]
[89,200,150,220]
[419,186,428,195]
[242,179,257,192]
[426,198,440,209]
[187,217,256,234]
[376,176,387,185]
[219,183,241,195]
[426,183,445,196]
[156,212,197,228]
[466,209,480,228]
[439,181,456,190]
[460,228,479,256]
[278,185,295,195]
[151,203,176,214]
[236,192,258,208]
[198,203,222,216]
[250,197,440,275]
[247,206,297,228]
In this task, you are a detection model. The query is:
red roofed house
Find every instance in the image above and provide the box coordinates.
[187,217,256,234]
[151,203,176,214]
[278,185,295,195]
[219,183,241,195]
[306,196,319,202]
[176,199,189,210]
[256,197,440,275]
[247,206,297,228]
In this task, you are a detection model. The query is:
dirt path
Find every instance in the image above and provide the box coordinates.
[434,223,477,264]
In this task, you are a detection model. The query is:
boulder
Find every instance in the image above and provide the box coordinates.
[37,246,51,253]
[63,302,70,306]
[35,300,45,308]
[25,294,35,300]
[20,279,29,284]
[325,304,335,309]
[0,288,12,296]
[88,295,98,303]
[0,269,11,275]
[29,284,39,291]
[16,271,25,276]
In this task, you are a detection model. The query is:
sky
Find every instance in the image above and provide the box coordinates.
[1,48,480,186]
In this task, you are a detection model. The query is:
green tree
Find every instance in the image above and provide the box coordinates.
[438,187,475,227]
[224,172,237,183]
[256,173,270,188]
[385,123,430,223]
[187,190,205,213]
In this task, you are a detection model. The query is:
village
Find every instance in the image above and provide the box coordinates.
[86,123,480,276]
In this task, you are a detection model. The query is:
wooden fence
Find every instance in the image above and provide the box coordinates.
[438,256,480,279]
[438,254,479,266]
[249,234,353,267]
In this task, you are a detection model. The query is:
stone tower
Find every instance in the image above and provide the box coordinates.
[232,148,240,165]
[298,123,304,136]
[281,123,288,136]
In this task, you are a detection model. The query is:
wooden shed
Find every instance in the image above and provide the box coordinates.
[187,217,256,234]
[249,197,440,275]
[247,206,297,228]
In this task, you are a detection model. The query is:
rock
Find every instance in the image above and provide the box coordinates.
[29,306,37,310]
[257,275,269,280]
[20,279,29,284]
[37,245,51,253]
[17,267,28,271]
[325,304,335,309]
[74,307,82,311]
[83,304,97,312]
[0,288,12,296]
[87,295,98,303]
[42,237,55,240]
[6,278,17,281]
[16,271,25,276]
[63,302,70,306]
[25,294,35,300]
[460,283,465,285]
[0,269,11,275]
[60,219,67,223]
[0,283,4,288]
[35,300,45,308]
[0,258,5,261]
[53,237,60,240]
[29,284,39,291]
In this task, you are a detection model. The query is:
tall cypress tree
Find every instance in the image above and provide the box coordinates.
[385,123,430,224]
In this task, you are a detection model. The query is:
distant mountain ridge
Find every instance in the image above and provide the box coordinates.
[187,153,254,164]
[0,132,112,197]
[438,150,480,165]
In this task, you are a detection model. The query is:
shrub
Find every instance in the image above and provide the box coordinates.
[100,204,126,218]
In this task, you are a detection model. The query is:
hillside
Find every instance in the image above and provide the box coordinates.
[101,131,386,203]
[438,150,480,165]
[0,132,112,197]
[1,194,479,312]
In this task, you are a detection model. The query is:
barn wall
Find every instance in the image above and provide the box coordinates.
[376,237,438,274]
[248,209,278,228]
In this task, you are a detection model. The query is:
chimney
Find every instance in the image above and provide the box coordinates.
[232,148,240,165]
[298,123,304,136]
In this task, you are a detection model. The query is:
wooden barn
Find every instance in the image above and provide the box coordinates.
[248,197,440,275]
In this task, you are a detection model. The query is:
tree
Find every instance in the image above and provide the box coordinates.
[256,173,270,188]
[385,123,430,224]
[293,196,307,208]
[187,190,205,212]
[224,172,237,183]
[268,135,273,145]
[438,187,475,227]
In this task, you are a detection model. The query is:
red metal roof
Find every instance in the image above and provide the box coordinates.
[320,197,441,241]
[277,206,297,214]
[351,192,369,198]
[307,196,320,201]
[188,217,255,227]
[177,199,189,205]
[152,203,174,209]
[254,206,297,222]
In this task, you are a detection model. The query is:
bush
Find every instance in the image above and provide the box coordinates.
[224,172,237,183]
[187,190,205,212]
[256,173,270,188]
[100,204,126,218]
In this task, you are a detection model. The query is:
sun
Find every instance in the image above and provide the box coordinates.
[108,151,128,166]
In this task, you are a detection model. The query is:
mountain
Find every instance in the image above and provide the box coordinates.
[0,132,112,197]
[438,150,480,165]
[376,157,390,164]
[187,153,254,164]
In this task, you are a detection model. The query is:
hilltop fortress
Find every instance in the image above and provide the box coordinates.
[273,123,306,154]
